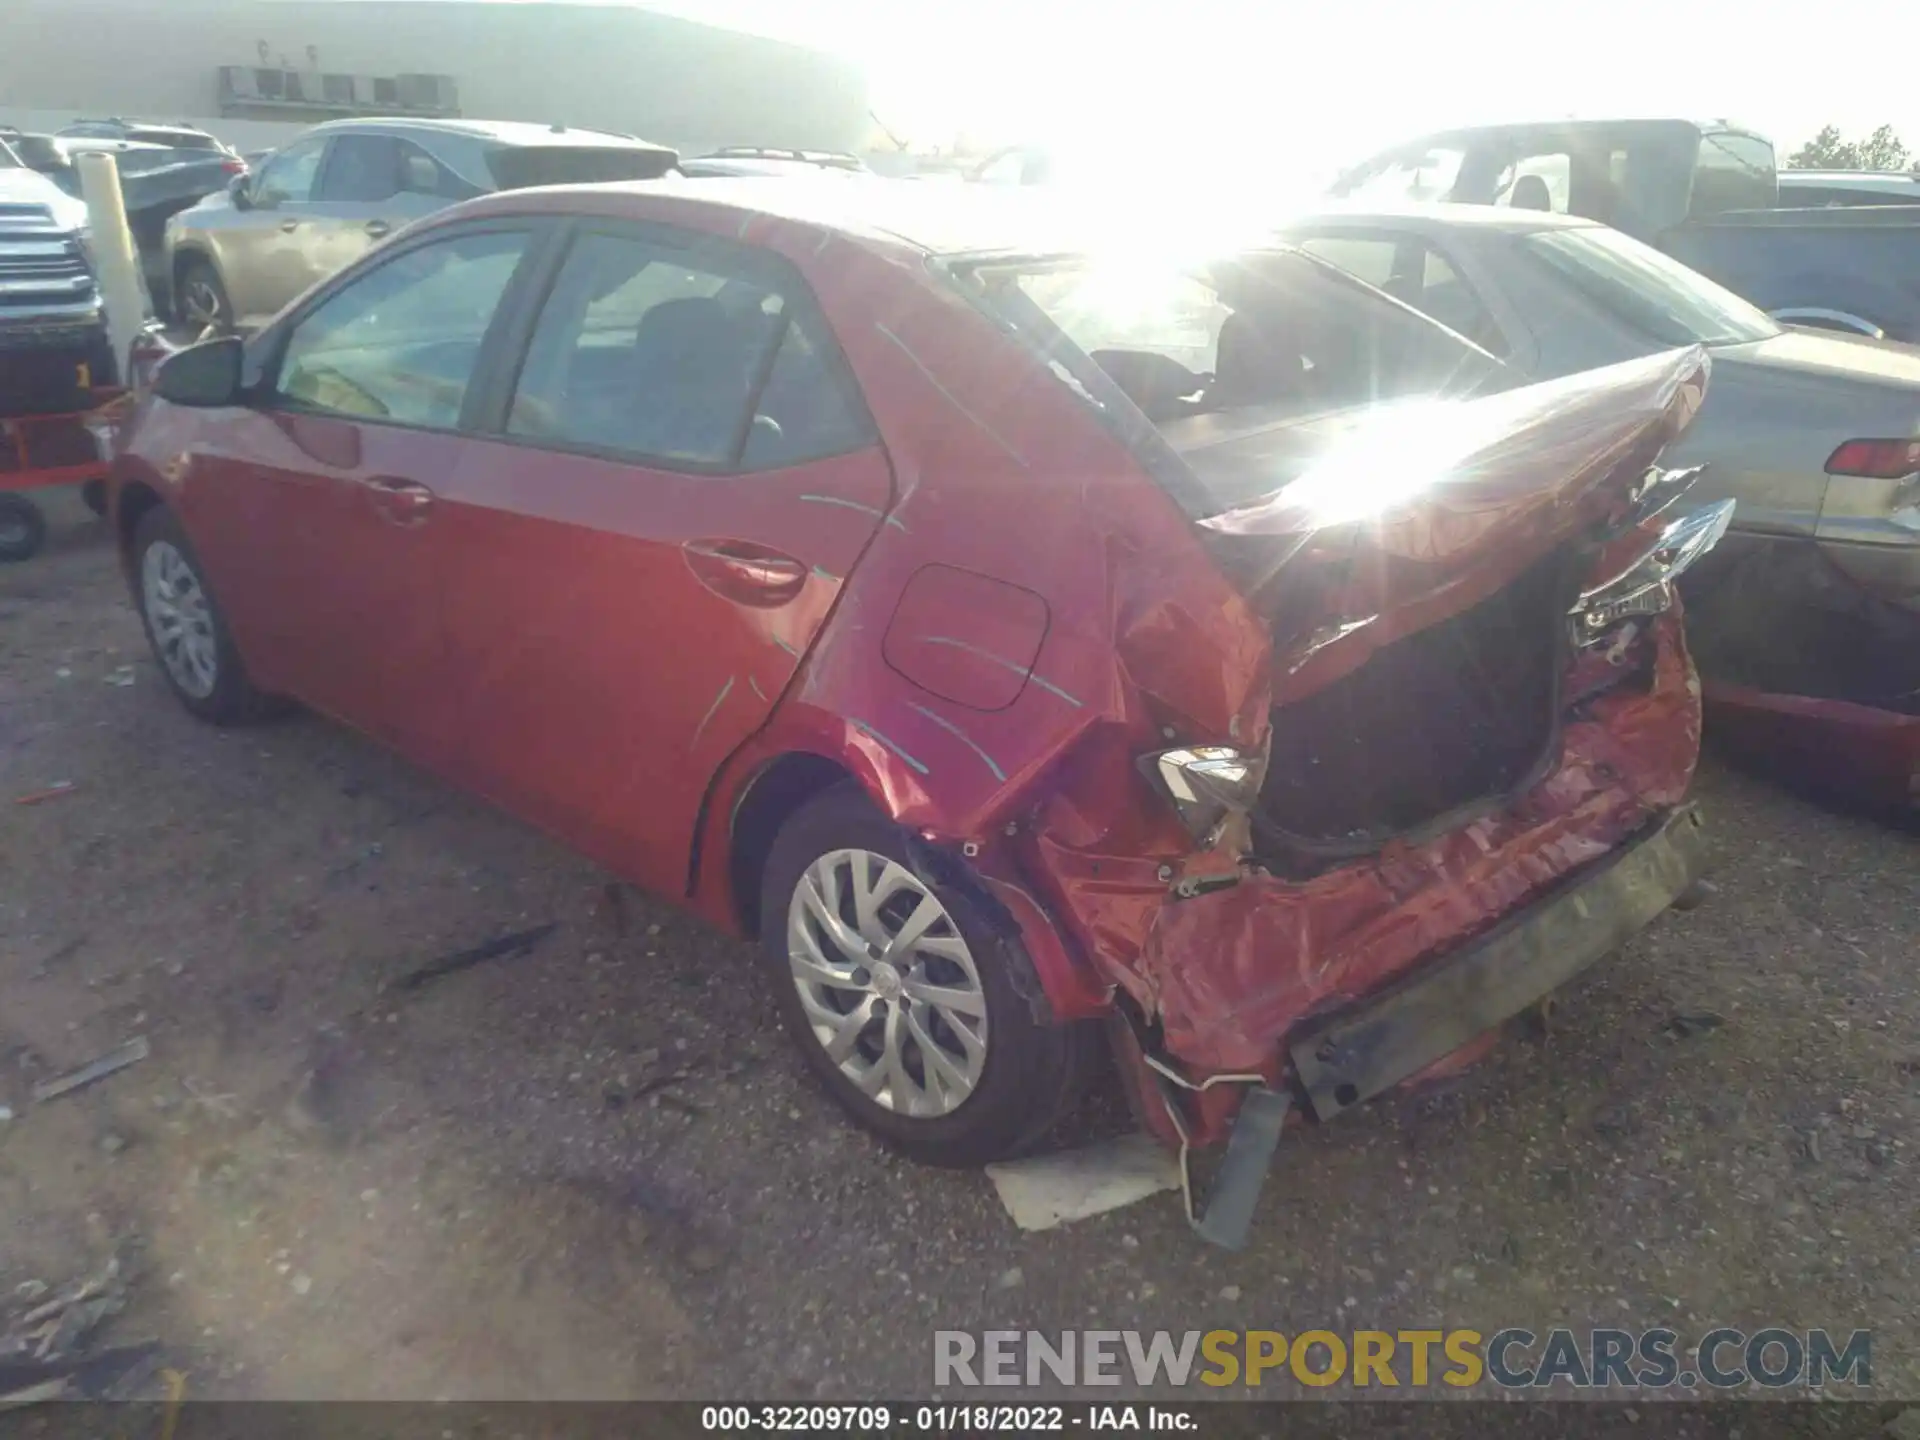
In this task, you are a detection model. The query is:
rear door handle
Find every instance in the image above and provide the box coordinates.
[365,219,391,238]
[683,538,808,606]
[367,475,435,527]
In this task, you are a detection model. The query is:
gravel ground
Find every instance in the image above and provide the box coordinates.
[2,492,1916,1403]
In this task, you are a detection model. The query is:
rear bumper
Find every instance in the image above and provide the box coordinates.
[1289,803,1706,1122]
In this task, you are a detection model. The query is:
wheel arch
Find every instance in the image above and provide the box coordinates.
[717,750,860,938]
[115,479,167,575]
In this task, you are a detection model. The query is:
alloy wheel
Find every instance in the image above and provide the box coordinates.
[785,848,989,1118]
[141,540,219,698]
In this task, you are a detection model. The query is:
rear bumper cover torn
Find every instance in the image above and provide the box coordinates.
[1289,802,1707,1121]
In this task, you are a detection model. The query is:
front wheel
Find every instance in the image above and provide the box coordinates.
[759,785,1097,1167]
[131,505,281,724]
[173,256,233,334]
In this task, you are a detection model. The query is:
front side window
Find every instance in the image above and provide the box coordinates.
[274,229,529,428]
[507,230,868,468]
[255,139,326,205]
[317,134,403,203]
[1520,225,1779,346]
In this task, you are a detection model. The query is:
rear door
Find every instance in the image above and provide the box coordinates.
[434,221,891,892]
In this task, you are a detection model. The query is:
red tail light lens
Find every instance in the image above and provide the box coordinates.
[1825,438,1920,479]
[221,157,246,175]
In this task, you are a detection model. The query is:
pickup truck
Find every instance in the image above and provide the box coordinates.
[1331,118,1920,343]
[0,136,114,415]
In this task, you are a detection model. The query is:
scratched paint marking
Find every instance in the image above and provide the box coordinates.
[851,719,931,776]
[812,564,840,582]
[690,676,735,747]
[918,635,1084,708]
[874,321,1030,470]
[774,636,801,658]
[907,701,1007,782]
[797,492,909,533]
[748,675,767,700]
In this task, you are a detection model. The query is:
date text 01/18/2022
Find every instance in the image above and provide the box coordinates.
[699,1405,1198,1431]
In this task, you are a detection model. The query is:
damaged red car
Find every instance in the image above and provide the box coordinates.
[108,181,1723,1244]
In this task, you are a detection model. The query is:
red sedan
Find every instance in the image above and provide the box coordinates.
[110,179,1722,1244]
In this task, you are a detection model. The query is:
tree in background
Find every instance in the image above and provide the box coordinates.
[1786,124,1916,171]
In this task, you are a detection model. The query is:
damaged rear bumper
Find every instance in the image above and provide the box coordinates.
[1289,803,1706,1121]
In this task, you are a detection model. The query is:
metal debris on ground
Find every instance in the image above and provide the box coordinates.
[30,1036,150,1103]
[13,781,78,806]
[0,1254,165,1411]
[392,922,559,991]
[985,1132,1182,1232]
[1662,1012,1728,1039]
[103,666,135,687]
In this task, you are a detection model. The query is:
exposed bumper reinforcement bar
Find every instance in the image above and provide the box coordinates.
[1289,803,1707,1123]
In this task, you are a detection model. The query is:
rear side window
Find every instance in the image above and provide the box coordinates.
[486,144,678,190]
[507,230,869,469]
[274,229,530,429]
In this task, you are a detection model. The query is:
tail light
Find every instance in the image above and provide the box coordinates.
[1570,500,1735,641]
[1826,439,1920,479]
[221,157,247,175]
[1140,745,1270,848]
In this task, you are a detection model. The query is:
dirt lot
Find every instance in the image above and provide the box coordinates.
[2,491,1917,1402]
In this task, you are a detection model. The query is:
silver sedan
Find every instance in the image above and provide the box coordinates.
[1276,205,1919,752]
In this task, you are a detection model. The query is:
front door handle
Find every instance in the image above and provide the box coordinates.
[279,219,299,233]
[367,475,435,527]
[365,219,392,238]
[683,538,808,606]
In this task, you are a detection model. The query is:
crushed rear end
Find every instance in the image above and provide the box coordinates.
[1020,348,1725,1240]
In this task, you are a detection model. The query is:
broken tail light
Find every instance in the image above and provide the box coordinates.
[1826,439,1920,480]
[1571,500,1735,641]
[1140,745,1269,848]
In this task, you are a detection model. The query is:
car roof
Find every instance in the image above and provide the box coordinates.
[466,175,1317,259]
[301,116,671,152]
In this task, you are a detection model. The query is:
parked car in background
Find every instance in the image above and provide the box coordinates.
[2,126,246,305]
[1,134,117,558]
[110,181,1719,1241]
[1779,170,1920,208]
[1277,203,1920,812]
[58,118,239,158]
[679,147,871,177]
[165,118,677,331]
[1333,118,1920,343]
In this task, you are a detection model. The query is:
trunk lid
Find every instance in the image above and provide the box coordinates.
[1191,346,1711,867]
[1196,346,1710,701]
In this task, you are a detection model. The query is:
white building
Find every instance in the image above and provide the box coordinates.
[0,0,870,156]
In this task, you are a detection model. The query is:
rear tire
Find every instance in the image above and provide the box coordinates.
[759,784,1097,1166]
[130,504,280,724]
[0,494,47,563]
[173,255,233,334]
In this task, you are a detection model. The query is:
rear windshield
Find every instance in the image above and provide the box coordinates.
[960,249,1500,425]
[1520,226,1779,345]
[486,144,678,190]
[953,248,1504,515]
